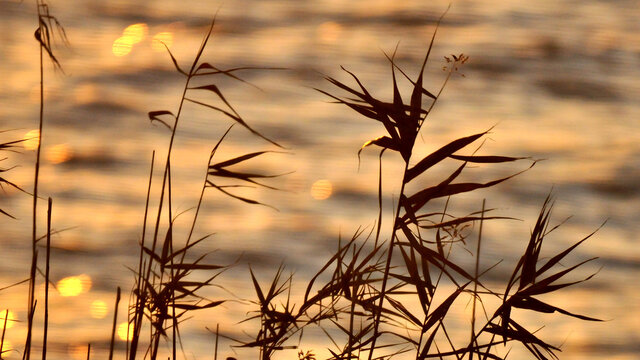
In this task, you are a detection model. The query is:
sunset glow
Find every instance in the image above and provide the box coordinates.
[0,2,636,360]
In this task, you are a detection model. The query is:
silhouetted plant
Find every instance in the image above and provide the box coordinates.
[126,16,285,360]
[304,15,602,360]
[0,5,603,360]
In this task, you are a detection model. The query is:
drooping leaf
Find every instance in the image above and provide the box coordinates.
[173,300,224,310]
[210,151,276,169]
[185,98,281,147]
[510,295,601,321]
[161,43,187,76]
[148,110,175,130]
[357,136,400,159]
[448,154,528,163]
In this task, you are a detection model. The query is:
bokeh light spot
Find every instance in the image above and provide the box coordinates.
[152,32,173,52]
[23,130,40,151]
[67,344,87,360]
[1,339,13,357]
[317,21,342,44]
[112,36,133,57]
[311,179,333,200]
[90,300,108,319]
[123,23,147,44]
[46,143,72,164]
[117,322,134,341]
[0,310,16,329]
[57,274,92,297]
[74,83,98,104]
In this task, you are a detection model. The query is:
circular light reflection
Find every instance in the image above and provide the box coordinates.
[311,179,333,200]
[67,344,88,360]
[23,130,40,151]
[90,300,108,319]
[46,143,72,164]
[317,21,342,44]
[151,32,173,52]
[117,322,134,341]
[1,339,13,358]
[123,23,148,44]
[0,310,16,329]
[112,36,133,57]
[57,274,92,297]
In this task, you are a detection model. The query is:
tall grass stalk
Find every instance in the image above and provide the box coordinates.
[25,1,65,359]
[41,198,52,360]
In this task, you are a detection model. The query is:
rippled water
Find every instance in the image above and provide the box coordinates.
[1,0,639,359]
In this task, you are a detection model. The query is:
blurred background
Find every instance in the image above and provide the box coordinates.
[0,0,638,359]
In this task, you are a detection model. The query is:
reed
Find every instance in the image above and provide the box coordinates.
[0,4,603,360]
[236,12,602,360]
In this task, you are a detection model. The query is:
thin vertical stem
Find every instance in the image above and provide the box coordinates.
[131,151,154,359]
[24,270,38,360]
[135,151,155,299]
[367,162,409,360]
[42,198,52,360]
[86,343,91,360]
[167,160,176,360]
[109,287,121,360]
[214,324,219,360]
[26,7,45,359]
[469,200,485,360]
[1,309,8,358]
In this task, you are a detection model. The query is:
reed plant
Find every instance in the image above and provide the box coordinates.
[227,14,603,360]
[0,4,603,360]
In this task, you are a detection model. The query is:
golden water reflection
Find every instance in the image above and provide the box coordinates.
[57,274,92,297]
[123,23,148,44]
[1,339,13,358]
[117,321,134,341]
[112,36,133,57]
[67,344,89,360]
[22,130,40,151]
[46,143,72,164]
[0,309,16,329]
[151,32,173,52]
[89,300,108,319]
[316,21,342,44]
[112,23,149,57]
[311,179,332,200]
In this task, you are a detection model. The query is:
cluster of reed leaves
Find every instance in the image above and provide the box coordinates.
[124,16,290,360]
[0,3,603,360]
[232,17,602,360]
